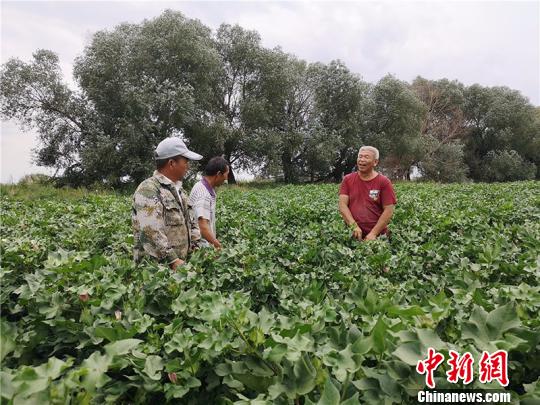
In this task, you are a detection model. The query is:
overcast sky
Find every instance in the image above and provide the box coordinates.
[1,0,539,183]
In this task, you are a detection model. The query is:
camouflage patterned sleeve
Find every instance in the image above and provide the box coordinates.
[133,187,179,263]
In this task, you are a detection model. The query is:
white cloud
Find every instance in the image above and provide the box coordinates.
[1,121,53,184]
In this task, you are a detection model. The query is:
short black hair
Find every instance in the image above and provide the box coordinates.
[156,154,184,170]
[204,156,229,176]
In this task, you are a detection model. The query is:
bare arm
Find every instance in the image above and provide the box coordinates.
[365,205,395,240]
[198,217,221,249]
[338,194,362,241]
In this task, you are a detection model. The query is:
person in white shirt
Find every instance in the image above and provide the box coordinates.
[189,157,229,249]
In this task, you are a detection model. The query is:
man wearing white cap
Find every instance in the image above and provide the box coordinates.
[132,137,203,270]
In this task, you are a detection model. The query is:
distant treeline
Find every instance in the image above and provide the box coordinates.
[1,10,538,187]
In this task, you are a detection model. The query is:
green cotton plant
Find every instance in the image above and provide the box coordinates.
[0,181,539,403]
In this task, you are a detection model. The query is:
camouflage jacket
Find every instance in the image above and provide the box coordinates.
[132,171,200,264]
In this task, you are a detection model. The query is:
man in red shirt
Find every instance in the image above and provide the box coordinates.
[338,146,397,241]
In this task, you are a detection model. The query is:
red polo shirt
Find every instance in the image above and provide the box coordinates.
[339,172,397,236]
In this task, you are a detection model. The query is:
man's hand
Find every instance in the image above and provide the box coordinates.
[212,239,222,250]
[364,232,377,241]
[169,258,185,271]
[351,224,362,241]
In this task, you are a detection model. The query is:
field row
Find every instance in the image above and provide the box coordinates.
[1,182,539,403]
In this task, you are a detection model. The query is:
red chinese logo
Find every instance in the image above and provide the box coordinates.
[417,348,509,388]
[416,347,445,389]
[446,350,474,384]
[478,350,509,386]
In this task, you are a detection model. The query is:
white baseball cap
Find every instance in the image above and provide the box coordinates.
[155,137,203,161]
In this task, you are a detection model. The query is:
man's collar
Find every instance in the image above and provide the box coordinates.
[153,171,182,188]
[357,171,379,181]
[202,177,216,198]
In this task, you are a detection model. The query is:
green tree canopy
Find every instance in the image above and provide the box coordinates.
[1,10,538,186]
[72,10,221,185]
[366,75,426,180]
[463,85,539,180]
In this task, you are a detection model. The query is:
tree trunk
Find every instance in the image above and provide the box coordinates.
[331,150,353,182]
[282,151,294,183]
[331,162,346,183]
[224,152,237,184]
[227,165,237,184]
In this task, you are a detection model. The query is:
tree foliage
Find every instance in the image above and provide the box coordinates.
[411,77,470,182]
[185,23,263,183]
[311,61,371,181]
[480,150,537,182]
[418,137,469,183]
[243,50,320,182]
[1,10,538,185]
[367,75,426,180]
[0,50,90,182]
[72,11,221,186]
[463,85,539,181]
